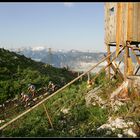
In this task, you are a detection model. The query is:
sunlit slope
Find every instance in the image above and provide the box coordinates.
[0,48,76,104]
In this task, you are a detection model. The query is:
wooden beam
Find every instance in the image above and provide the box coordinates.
[105,59,124,81]
[111,63,122,78]
[107,44,111,79]
[127,3,133,41]
[124,43,129,80]
[116,3,120,56]
[43,104,53,129]
[113,55,124,75]
[116,3,123,56]
[127,57,134,76]
[123,3,133,79]
[134,66,140,75]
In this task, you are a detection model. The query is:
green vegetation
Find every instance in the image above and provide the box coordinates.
[0,48,76,104]
[0,70,121,137]
[2,62,138,137]
[1,79,109,137]
[1,48,138,137]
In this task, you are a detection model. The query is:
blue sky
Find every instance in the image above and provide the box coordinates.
[0,2,105,52]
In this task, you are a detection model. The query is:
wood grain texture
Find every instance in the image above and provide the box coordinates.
[105,3,140,44]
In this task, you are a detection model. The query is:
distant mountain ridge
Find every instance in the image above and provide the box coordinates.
[13,47,107,69]
[12,47,139,74]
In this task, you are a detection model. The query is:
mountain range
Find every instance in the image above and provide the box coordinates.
[12,47,107,72]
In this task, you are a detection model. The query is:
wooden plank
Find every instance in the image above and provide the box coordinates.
[124,3,134,79]
[116,3,123,56]
[133,3,138,41]
[127,3,133,41]
[120,2,123,44]
[114,4,117,43]
[125,2,134,78]
[107,44,111,79]
[116,3,120,55]
[123,3,128,43]
[108,2,110,43]
[109,61,124,81]
[111,3,116,43]
[134,66,140,75]
[105,3,117,44]
[113,62,124,80]
[106,3,140,44]
[127,57,134,76]
[105,3,109,44]
[137,3,140,41]
[121,3,124,45]
[124,43,129,80]
[43,104,54,129]
[108,3,112,43]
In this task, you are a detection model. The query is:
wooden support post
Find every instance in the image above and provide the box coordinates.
[107,44,111,79]
[127,3,133,41]
[124,3,133,79]
[116,3,122,56]
[43,103,54,129]
[124,43,129,80]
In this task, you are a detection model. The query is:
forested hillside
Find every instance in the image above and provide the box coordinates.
[0,48,77,104]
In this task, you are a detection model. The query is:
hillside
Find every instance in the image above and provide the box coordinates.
[0,48,140,138]
[0,48,77,104]
[1,71,140,137]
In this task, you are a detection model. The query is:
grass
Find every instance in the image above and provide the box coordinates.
[0,73,111,137]
[2,71,138,137]
[0,48,76,104]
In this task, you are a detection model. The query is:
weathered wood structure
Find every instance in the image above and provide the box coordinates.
[105,2,140,80]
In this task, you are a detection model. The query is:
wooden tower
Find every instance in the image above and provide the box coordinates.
[105,2,140,80]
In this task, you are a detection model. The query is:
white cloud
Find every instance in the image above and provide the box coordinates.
[64,2,74,8]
